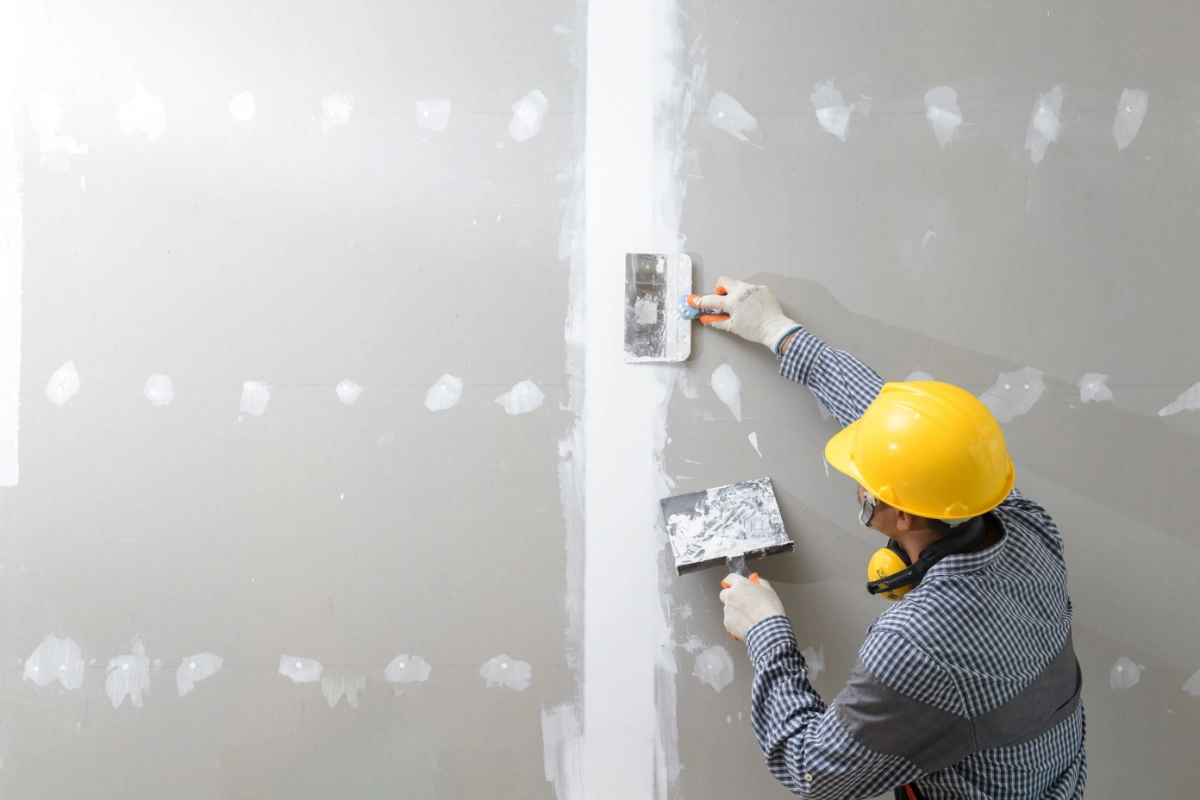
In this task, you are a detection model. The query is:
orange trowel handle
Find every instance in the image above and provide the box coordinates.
[721,573,760,589]
[687,286,730,325]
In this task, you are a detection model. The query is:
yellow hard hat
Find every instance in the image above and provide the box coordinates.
[824,381,1014,521]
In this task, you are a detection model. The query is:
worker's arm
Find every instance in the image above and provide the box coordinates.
[744,618,930,800]
[694,278,883,426]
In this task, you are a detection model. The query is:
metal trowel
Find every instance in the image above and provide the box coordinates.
[659,477,795,578]
[623,253,693,362]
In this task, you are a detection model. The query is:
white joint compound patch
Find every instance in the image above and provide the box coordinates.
[706,91,759,144]
[1078,373,1112,404]
[106,637,151,709]
[45,360,79,405]
[118,83,165,141]
[748,431,762,457]
[979,367,1045,423]
[811,80,870,141]
[29,93,88,164]
[801,645,826,679]
[541,704,583,799]
[1158,382,1200,417]
[1184,670,1200,697]
[496,380,544,415]
[321,674,366,708]
[321,92,354,134]
[479,654,532,691]
[279,655,323,683]
[23,635,85,690]
[143,373,174,407]
[240,381,271,416]
[1,67,19,486]
[905,370,935,382]
[692,645,734,693]
[384,654,431,695]
[415,98,451,131]
[1113,88,1148,151]
[1110,656,1144,690]
[425,373,464,411]
[335,379,363,405]
[1024,84,1064,165]
[710,363,742,421]
[229,91,255,122]
[924,85,962,148]
[508,90,549,142]
[177,653,223,697]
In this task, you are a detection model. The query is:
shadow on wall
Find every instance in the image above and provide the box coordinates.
[749,273,1200,552]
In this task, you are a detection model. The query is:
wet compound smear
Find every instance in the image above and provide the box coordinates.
[660,477,790,572]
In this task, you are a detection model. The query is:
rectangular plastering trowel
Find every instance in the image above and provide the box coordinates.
[660,477,795,581]
[623,253,694,362]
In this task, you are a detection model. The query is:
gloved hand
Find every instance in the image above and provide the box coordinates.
[695,277,800,354]
[720,573,786,641]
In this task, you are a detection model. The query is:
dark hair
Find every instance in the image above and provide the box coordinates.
[927,518,958,537]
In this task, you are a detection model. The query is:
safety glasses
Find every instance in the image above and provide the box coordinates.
[859,492,878,528]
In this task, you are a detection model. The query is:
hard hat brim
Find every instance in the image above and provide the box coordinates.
[824,422,863,483]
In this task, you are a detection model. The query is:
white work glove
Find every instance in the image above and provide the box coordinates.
[720,573,786,641]
[695,277,800,354]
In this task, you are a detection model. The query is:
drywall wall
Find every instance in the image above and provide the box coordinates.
[3,0,583,796]
[661,2,1200,798]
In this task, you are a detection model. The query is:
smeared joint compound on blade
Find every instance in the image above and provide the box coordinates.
[384,654,431,695]
[710,363,742,422]
[479,654,532,691]
[229,91,255,122]
[106,637,151,709]
[118,83,166,141]
[1024,84,1064,165]
[239,381,271,416]
[321,92,354,134]
[23,635,85,690]
[279,655,323,683]
[811,80,870,141]
[979,367,1044,423]
[335,379,363,404]
[924,85,962,148]
[706,92,760,145]
[508,90,548,142]
[693,646,734,693]
[541,704,583,798]
[748,431,762,457]
[1158,382,1200,417]
[143,373,174,407]
[177,653,223,697]
[321,674,366,708]
[1113,88,1148,151]
[415,98,451,131]
[496,380,544,415]
[1110,656,1144,689]
[45,361,80,405]
[425,373,463,411]
[1078,373,1112,404]
[801,645,826,678]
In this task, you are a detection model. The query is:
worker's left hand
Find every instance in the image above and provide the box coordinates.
[720,573,786,641]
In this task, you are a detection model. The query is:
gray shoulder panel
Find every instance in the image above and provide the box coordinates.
[835,660,974,774]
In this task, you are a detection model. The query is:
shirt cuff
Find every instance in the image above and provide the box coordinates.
[779,327,829,385]
[745,615,797,664]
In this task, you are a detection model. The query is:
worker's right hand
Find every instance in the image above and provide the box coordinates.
[694,277,800,355]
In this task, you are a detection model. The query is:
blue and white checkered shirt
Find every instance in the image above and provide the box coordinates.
[743,327,1087,800]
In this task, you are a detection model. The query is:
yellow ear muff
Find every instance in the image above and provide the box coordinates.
[868,547,913,601]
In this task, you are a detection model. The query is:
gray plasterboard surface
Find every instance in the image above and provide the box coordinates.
[4,0,581,796]
[666,1,1200,799]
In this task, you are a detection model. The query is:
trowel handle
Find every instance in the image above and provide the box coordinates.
[721,554,761,588]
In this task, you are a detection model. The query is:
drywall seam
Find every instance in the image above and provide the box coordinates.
[0,3,22,486]
[582,0,686,795]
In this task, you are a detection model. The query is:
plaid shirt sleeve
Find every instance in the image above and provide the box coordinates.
[780,327,884,427]
[746,616,924,799]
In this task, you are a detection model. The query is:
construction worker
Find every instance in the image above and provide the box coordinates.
[694,277,1085,800]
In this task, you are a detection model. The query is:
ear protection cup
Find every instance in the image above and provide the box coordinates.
[866,518,989,601]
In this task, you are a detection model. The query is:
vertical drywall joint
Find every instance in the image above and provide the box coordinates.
[583,0,687,795]
[0,1,24,487]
